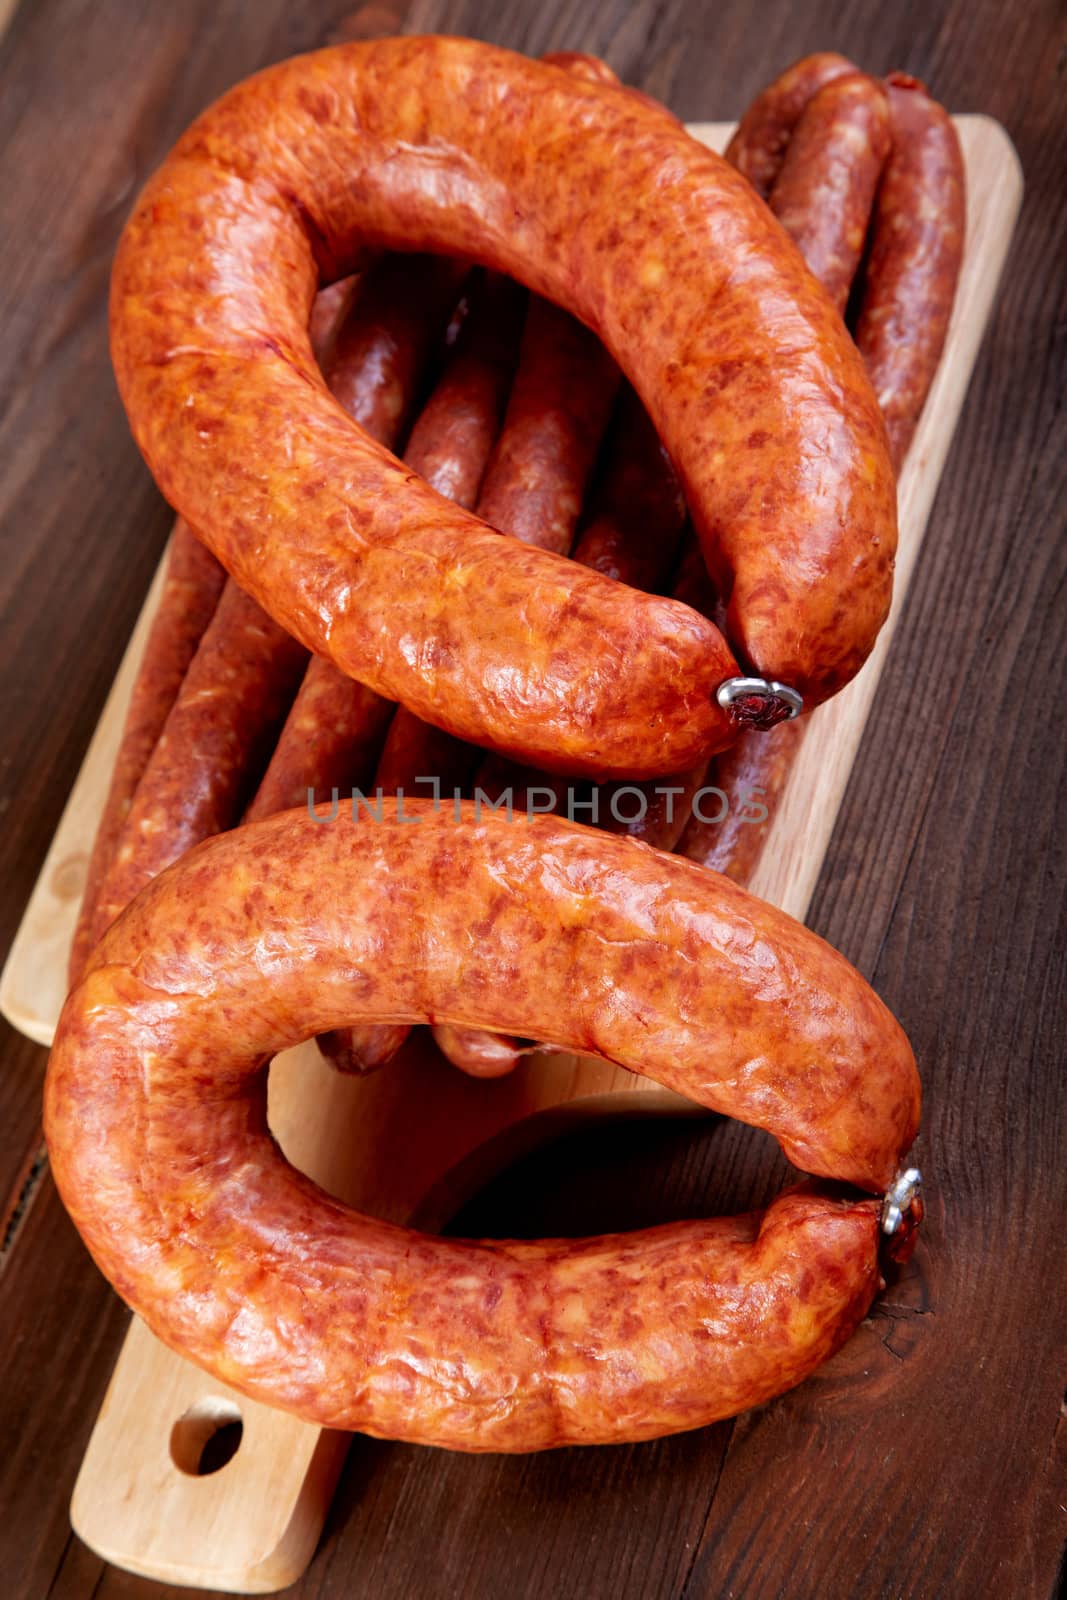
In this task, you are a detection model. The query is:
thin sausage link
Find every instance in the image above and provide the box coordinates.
[429,1024,542,1079]
[676,718,807,882]
[402,270,527,510]
[769,73,891,315]
[855,74,966,468]
[68,523,225,984]
[476,295,620,554]
[570,385,687,592]
[725,51,858,197]
[90,583,308,942]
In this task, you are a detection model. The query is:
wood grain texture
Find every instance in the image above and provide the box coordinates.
[0,1,1063,1598]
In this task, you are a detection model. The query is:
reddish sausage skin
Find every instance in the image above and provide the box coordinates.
[598,537,720,851]
[430,1022,538,1079]
[422,283,620,1079]
[360,273,530,828]
[703,66,952,889]
[96,258,464,946]
[540,51,619,87]
[75,268,395,977]
[693,74,965,880]
[319,705,480,1074]
[306,274,358,369]
[570,385,687,592]
[726,51,857,197]
[68,523,225,985]
[343,272,525,836]
[769,73,891,316]
[247,255,466,822]
[468,392,691,823]
[676,717,807,883]
[389,287,619,809]
[856,74,966,469]
[90,585,307,941]
[464,392,692,925]
[47,803,916,1447]
[317,1017,411,1076]
[476,296,619,554]
[323,253,466,446]
[372,128,627,1083]
[401,271,527,511]
[596,762,707,851]
[110,37,897,770]
[244,661,393,821]
[323,272,525,1076]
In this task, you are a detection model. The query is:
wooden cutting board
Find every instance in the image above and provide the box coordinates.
[0,116,1021,1594]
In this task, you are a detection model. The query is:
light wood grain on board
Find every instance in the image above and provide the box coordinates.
[0,115,1022,1593]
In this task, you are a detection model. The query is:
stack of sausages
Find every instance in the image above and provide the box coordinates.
[45,40,961,1452]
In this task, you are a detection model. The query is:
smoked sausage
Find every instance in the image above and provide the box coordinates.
[399,270,527,511]
[855,74,966,468]
[454,387,694,1098]
[94,256,463,944]
[244,662,393,821]
[466,387,691,829]
[596,539,719,850]
[68,522,225,985]
[769,73,891,315]
[321,273,527,1074]
[569,385,687,592]
[73,268,393,978]
[47,801,919,1449]
[322,252,466,446]
[698,67,965,884]
[419,290,620,1079]
[89,583,307,941]
[110,37,898,772]
[246,254,467,821]
[726,51,857,197]
[476,295,619,554]
[676,717,807,882]
[380,287,618,806]
[429,1024,542,1080]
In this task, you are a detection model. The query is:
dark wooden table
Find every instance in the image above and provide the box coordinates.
[1,2,1064,1596]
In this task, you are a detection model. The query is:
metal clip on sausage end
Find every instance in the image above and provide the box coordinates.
[717,675,803,731]
[880,1165,924,1264]
[881,1165,922,1235]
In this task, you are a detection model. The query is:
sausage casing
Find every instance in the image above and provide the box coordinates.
[47,803,916,1448]
[90,582,307,944]
[68,522,225,984]
[111,38,897,770]
[725,51,857,197]
[855,74,966,468]
[247,257,464,821]
[400,270,526,511]
[769,73,891,315]
[476,295,619,554]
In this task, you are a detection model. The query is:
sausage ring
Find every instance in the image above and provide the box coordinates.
[46,802,919,1449]
[110,36,897,779]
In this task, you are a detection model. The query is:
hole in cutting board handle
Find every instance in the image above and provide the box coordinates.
[170,1398,244,1476]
